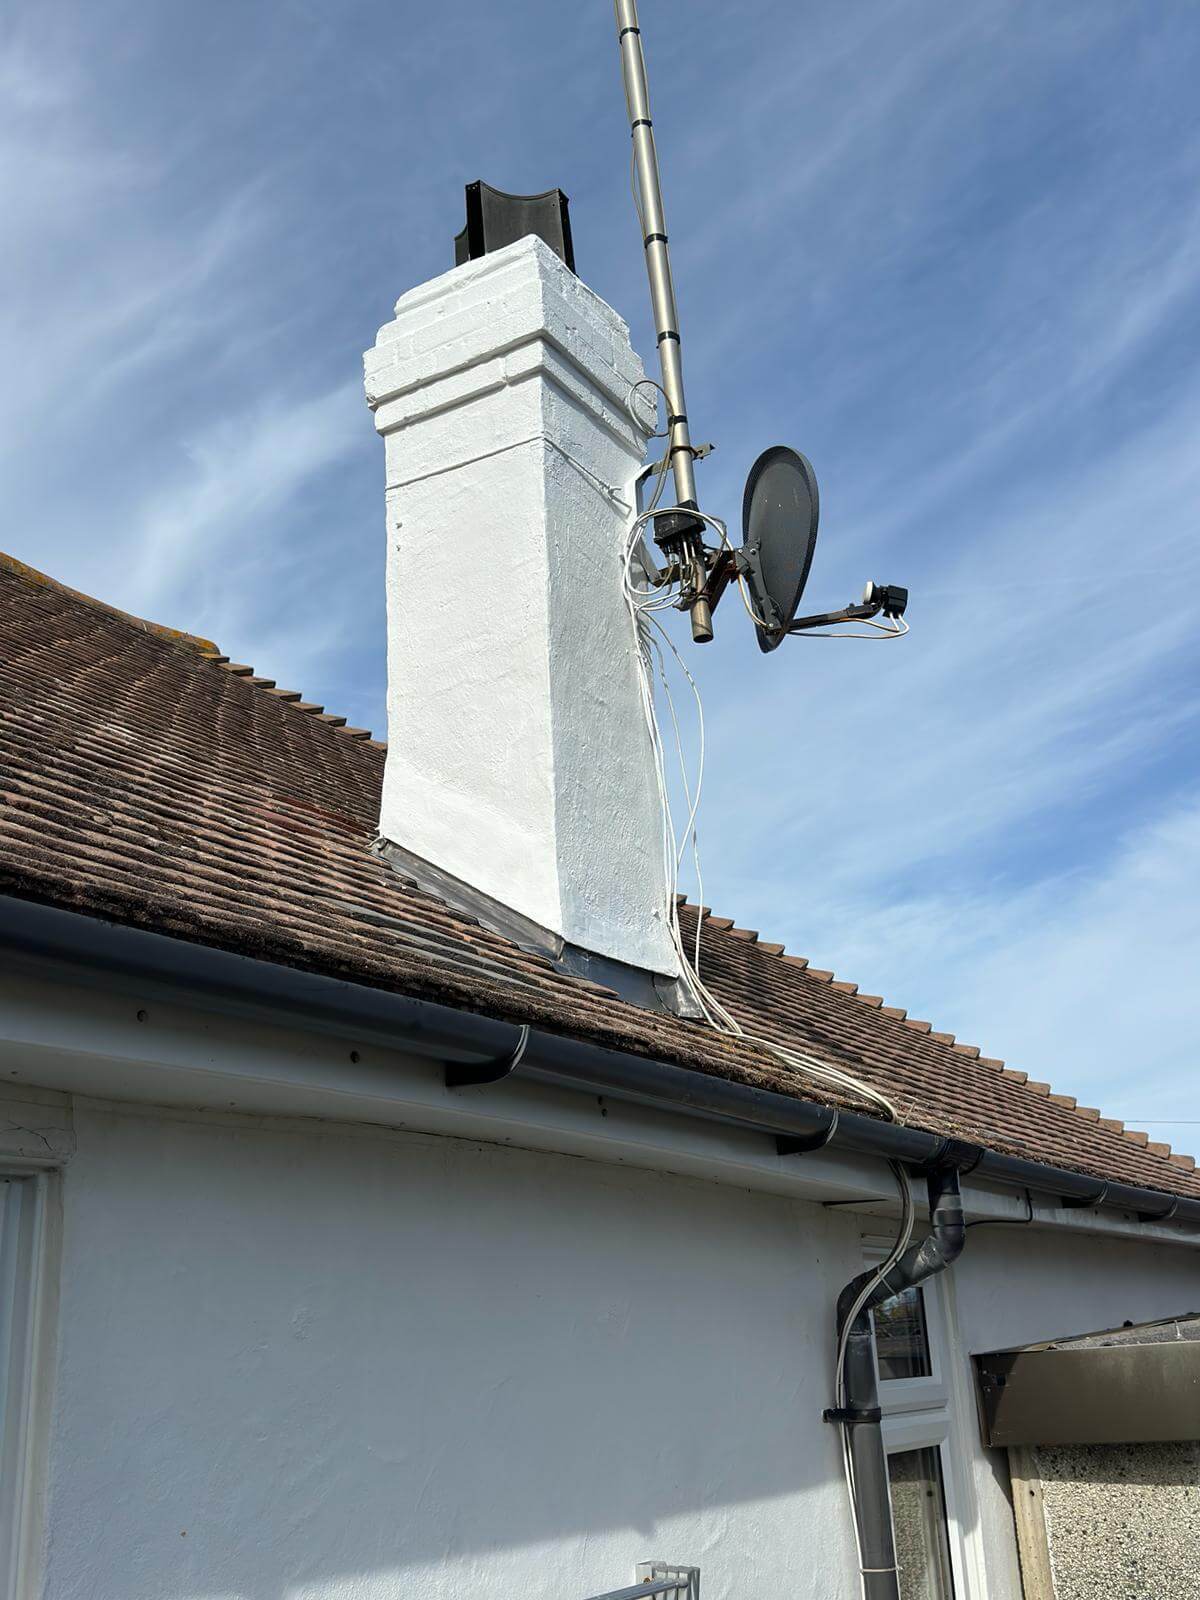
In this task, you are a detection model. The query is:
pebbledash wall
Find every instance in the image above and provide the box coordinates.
[24,1084,1197,1600]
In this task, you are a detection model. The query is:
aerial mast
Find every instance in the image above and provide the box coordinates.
[612,0,909,653]
[613,0,713,643]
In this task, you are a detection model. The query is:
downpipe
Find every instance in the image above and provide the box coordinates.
[828,1167,966,1600]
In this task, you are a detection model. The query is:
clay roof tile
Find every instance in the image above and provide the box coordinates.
[1,550,1195,1204]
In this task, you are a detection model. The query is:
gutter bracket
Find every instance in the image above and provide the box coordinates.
[1061,1182,1109,1209]
[1137,1196,1180,1224]
[445,1024,530,1089]
[776,1109,839,1156]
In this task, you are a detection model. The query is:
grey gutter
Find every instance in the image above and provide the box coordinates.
[3,894,1197,1229]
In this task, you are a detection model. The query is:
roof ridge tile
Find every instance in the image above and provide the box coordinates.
[0,551,219,654]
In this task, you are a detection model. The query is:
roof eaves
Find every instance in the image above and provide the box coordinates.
[675,891,1190,1175]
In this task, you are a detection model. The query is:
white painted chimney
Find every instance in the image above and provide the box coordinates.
[364,235,681,991]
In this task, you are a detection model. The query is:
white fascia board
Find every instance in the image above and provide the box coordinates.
[0,966,1195,1250]
[0,966,881,1208]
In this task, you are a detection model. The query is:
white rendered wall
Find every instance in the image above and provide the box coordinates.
[34,1095,1200,1600]
[364,237,677,976]
[41,1100,861,1600]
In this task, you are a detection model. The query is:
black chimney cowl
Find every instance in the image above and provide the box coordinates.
[454,181,576,273]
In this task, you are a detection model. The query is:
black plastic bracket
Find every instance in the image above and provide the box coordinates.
[1137,1196,1180,1224]
[823,1405,883,1426]
[445,1025,530,1089]
[1060,1182,1108,1209]
[652,508,706,553]
[776,1110,839,1156]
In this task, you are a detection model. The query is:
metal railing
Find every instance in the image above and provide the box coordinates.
[585,1563,700,1600]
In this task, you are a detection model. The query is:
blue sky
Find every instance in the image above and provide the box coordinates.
[5,1,1199,1155]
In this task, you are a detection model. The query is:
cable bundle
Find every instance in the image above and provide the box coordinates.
[619,506,901,1122]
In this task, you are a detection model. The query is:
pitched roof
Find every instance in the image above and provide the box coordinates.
[1,551,1195,1196]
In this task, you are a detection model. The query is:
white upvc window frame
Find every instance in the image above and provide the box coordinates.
[864,1241,988,1600]
[0,1167,59,1600]
[870,1270,952,1416]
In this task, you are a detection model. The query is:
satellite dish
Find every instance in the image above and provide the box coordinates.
[740,446,820,653]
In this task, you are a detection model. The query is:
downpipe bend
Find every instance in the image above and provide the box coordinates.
[830,1167,965,1600]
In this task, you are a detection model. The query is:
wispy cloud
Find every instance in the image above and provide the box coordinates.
[125,379,362,614]
[803,795,1200,1161]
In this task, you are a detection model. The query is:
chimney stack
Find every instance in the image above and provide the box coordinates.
[364,235,683,997]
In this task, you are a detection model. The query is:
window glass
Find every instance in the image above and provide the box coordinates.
[0,1176,40,1585]
[873,1284,932,1380]
[888,1446,955,1600]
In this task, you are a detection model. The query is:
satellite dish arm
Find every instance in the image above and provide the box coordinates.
[788,583,909,635]
[787,601,881,634]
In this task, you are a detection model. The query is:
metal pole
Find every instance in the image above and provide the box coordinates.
[613,0,713,642]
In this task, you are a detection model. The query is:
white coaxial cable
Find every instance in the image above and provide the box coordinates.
[621,512,901,1121]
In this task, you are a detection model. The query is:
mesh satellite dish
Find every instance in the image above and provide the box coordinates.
[740,447,820,653]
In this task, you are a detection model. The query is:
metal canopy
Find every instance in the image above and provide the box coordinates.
[975,1316,1200,1446]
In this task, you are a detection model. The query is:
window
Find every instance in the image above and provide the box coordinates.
[0,1173,52,1600]
[888,1445,955,1600]
[873,1284,932,1381]
[864,1241,983,1600]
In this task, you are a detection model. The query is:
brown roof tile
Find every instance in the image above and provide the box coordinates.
[1,553,1196,1199]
